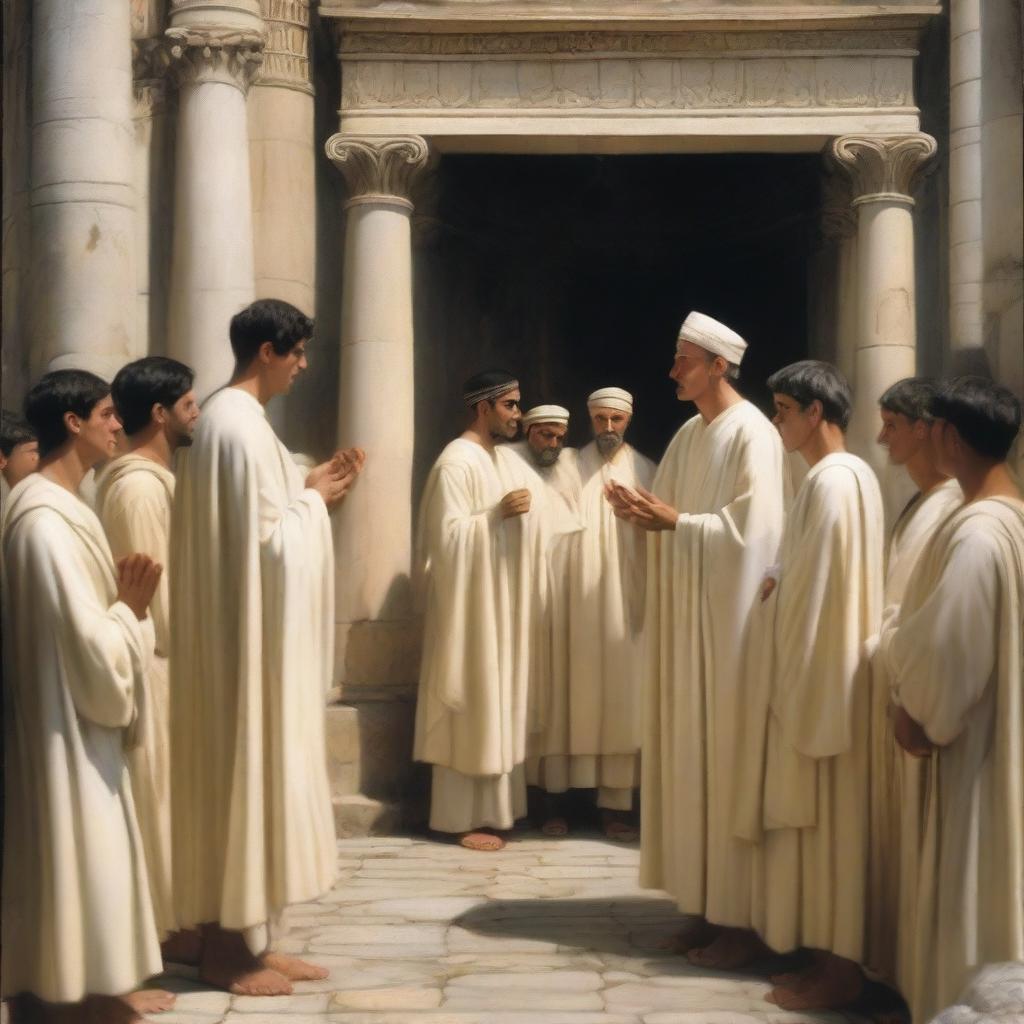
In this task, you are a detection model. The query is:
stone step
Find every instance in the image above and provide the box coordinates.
[333,794,402,838]
[325,700,416,800]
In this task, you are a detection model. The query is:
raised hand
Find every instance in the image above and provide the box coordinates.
[116,554,163,621]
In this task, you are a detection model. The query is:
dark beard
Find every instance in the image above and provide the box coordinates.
[532,447,561,467]
[596,431,623,456]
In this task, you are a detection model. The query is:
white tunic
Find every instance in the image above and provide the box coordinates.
[640,400,787,927]
[1,475,160,1001]
[738,453,883,964]
[96,454,177,938]
[878,497,1024,1023]
[170,387,336,932]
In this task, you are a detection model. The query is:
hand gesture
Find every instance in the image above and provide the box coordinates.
[892,704,935,759]
[607,483,678,532]
[499,488,531,519]
[116,554,163,621]
[307,447,366,510]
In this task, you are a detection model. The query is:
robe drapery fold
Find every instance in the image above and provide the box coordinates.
[1,475,161,1002]
[96,454,177,938]
[738,452,883,965]
[878,497,1024,1024]
[170,387,336,933]
[640,400,787,928]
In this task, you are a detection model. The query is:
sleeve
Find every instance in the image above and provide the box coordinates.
[884,529,999,746]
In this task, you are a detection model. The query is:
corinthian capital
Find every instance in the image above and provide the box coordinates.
[830,133,937,207]
[166,26,265,93]
[325,135,430,211]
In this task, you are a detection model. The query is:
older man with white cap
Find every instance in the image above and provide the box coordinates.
[609,312,787,966]
[530,387,655,839]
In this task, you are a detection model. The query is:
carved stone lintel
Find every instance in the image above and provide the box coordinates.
[830,133,937,207]
[166,26,265,93]
[325,135,430,210]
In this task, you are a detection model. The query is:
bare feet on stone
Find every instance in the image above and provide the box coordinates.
[199,923,292,996]
[120,990,177,1016]
[767,952,863,1010]
[541,816,569,837]
[687,927,772,970]
[601,810,639,843]
[459,830,507,851]
[161,927,203,967]
[260,952,329,981]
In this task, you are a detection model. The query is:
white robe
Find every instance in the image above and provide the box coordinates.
[737,453,883,964]
[414,438,548,832]
[866,477,963,978]
[640,400,787,927]
[95,454,177,938]
[877,497,1024,1023]
[170,387,336,932]
[1,474,161,1001]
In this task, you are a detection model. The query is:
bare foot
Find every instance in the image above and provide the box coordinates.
[601,810,639,843]
[767,953,863,1010]
[199,923,292,996]
[668,918,721,954]
[260,952,329,981]
[459,830,506,851]
[161,928,203,966]
[541,816,569,837]
[121,990,177,1015]
[687,927,772,970]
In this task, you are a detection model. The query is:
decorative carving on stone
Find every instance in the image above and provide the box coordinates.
[259,0,312,93]
[831,133,938,205]
[819,164,858,244]
[133,38,172,115]
[166,26,265,93]
[325,134,430,209]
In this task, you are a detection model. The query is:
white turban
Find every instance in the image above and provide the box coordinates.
[587,387,633,414]
[521,404,570,429]
[676,311,747,365]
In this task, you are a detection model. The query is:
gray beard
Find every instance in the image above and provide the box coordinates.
[531,447,561,467]
[596,432,623,457]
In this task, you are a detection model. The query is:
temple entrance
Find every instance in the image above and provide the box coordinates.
[413,152,819,483]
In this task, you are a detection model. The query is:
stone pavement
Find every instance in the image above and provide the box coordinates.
[149,833,873,1024]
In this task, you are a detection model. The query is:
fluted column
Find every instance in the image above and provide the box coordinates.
[325,134,429,696]
[166,4,264,396]
[29,0,136,380]
[831,133,937,473]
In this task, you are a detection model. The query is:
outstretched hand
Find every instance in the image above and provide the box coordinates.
[307,447,367,510]
[605,482,678,531]
[116,554,163,621]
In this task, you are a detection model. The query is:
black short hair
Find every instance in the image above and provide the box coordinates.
[767,359,852,430]
[24,370,110,457]
[931,375,1021,460]
[879,377,940,422]
[111,356,195,436]
[1,410,37,457]
[229,299,314,367]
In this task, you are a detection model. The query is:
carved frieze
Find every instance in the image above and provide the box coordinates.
[166,26,265,93]
[260,0,313,93]
[831,133,938,204]
[133,38,173,116]
[325,134,430,209]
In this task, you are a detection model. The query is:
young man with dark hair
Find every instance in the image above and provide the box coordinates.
[877,376,1024,1023]
[0,412,39,492]
[170,299,364,996]
[734,360,883,1010]
[2,370,173,1023]
[96,356,201,963]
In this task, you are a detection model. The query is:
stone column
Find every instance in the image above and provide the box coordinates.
[324,135,429,698]
[29,0,136,381]
[831,134,937,475]
[166,4,264,396]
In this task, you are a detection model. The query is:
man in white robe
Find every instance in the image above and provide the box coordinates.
[3,369,174,1022]
[867,377,963,980]
[734,360,883,1010]
[0,413,39,541]
[171,299,364,995]
[877,376,1024,1024]
[416,371,548,851]
[96,357,201,960]
[609,312,787,967]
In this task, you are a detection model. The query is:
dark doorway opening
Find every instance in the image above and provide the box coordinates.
[414,153,820,481]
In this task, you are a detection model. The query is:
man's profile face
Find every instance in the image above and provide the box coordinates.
[485,389,522,441]
[165,389,200,448]
[669,341,715,402]
[877,409,927,466]
[77,395,123,464]
[771,393,814,454]
[527,423,567,466]
[266,340,309,395]
[590,407,629,457]
[1,440,39,487]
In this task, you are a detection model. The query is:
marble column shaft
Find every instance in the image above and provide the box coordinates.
[325,134,429,694]
[30,0,136,380]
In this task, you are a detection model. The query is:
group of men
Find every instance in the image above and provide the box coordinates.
[412,311,1024,1024]
[0,300,1022,1024]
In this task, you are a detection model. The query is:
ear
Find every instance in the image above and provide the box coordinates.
[912,419,929,440]
[808,399,825,426]
[63,409,82,436]
[258,340,275,364]
[710,355,729,378]
[0,452,7,471]
[152,402,168,426]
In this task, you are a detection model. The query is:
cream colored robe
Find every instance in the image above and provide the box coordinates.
[170,387,336,932]
[1,474,161,1001]
[96,454,177,938]
[866,477,963,978]
[414,438,549,832]
[878,497,1024,1023]
[738,453,883,964]
[640,400,787,926]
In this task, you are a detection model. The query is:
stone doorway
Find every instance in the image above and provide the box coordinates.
[413,152,819,483]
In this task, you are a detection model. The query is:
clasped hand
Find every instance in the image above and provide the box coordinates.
[499,488,531,519]
[307,446,367,510]
[604,481,677,531]
[116,553,163,621]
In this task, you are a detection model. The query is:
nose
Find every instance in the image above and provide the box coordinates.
[876,426,886,445]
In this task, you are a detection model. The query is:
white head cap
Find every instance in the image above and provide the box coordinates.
[521,404,570,429]
[676,311,747,365]
[587,387,634,414]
